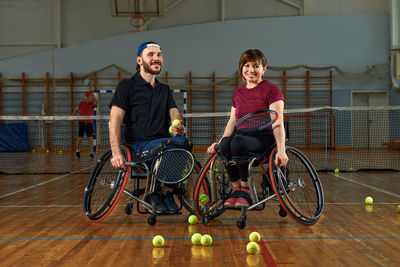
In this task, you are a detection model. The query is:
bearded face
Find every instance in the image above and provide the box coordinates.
[137,46,163,75]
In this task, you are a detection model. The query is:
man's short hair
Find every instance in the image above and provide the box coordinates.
[136,41,160,71]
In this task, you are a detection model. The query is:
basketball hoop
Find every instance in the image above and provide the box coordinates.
[129,12,145,28]
[129,0,145,29]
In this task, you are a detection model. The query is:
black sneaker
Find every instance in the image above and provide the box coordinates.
[163,191,179,213]
[145,193,167,214]
[90,153,94,159]
[76,151,80,158]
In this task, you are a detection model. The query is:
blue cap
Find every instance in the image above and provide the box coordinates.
[137,41,160,56]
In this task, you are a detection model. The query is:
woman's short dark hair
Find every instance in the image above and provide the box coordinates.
[238,49,268,81]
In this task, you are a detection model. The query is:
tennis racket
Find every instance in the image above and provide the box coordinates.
[233,109,278,136]
[151,148,195,184]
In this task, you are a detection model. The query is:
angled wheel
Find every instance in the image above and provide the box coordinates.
[269,146,324,225]
[193,154,230,221]
[180,160,203,214]
[83,145,131,222]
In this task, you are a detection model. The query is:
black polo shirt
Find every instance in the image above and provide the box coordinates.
[110,72,178,144]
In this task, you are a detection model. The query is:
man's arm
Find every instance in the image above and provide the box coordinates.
[72,107,79,116]
[109,105,126,168]
[169,107,184,136]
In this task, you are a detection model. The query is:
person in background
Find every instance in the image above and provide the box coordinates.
[72,89,98,159]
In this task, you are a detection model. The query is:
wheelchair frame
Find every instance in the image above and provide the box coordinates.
[193,144,324,229]
[83,144,206,225]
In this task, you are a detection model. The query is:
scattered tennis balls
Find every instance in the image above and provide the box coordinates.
[199,194,209,204]
[152,235,165,247]
[397,205,400,213]
[246,241,259,254]
[201,234,212,246]
[188,215,198,225]
[334,168,339,173]
[169,125,173,135]
[172,119,182,126]
[191,233,202,245]
[249,232,261,243]
[365,196,373,205]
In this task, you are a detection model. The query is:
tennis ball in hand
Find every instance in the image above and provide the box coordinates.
[201,234,212,246]
[199,194,209,204]
[169,125,173,135]
[365,196,373,205]
[191,233,202,245]
[172,119,182,126]
[246,242,259,254]
[188,215,198,225]
[249,232,261,243]
[152,235,165,247]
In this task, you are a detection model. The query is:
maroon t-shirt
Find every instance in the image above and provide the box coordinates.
[78,101,95,123]
[232,80,284,120]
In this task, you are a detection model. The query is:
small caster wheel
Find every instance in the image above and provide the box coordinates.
[237,219,246,229]
[202,217,209,226]
[148,215,157,226]
[279,206,287,217]
[125,203,133,215]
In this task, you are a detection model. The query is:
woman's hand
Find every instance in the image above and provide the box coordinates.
[275,150,289,167]
[207,142,219,155]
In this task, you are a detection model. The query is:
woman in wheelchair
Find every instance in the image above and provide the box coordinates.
[207,49,288,208]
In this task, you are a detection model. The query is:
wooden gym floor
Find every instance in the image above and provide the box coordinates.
[0,170,399,266]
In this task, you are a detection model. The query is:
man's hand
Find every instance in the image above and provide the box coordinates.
[110,151,126,169]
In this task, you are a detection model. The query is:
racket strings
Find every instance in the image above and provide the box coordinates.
[236,112,275,134]
[153,150,194,184]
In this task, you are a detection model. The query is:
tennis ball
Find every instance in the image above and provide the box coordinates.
[152,235,164,247]
[46,150,50,153]
[169,125,173,135]
[397,205,400,213]
[188,215,198,225]
[191,233,202,245]
[58,150,62,154]
[201,234,212,246]
[246,255,260,266]
[32,149,35,153]
[199,194,209,204]
[172,119,182,126]
[334,168,339,173]
[246,241,259,254]
[349,167,354,172]
[249,232,261,243]
[365,196,373,205]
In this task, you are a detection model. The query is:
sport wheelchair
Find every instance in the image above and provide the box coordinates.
[192,110,324,229]
[83,139,208,225]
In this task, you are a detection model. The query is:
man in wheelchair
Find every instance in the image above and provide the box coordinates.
[108,41,186,214]
[207,49,289,208]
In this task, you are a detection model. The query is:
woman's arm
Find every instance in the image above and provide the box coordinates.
[269,100,288,166]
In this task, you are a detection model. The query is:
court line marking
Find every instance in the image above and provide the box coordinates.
[1,236,400,242]
[328,173,400,199]
[0,173,71,199]
[354,172,400,187]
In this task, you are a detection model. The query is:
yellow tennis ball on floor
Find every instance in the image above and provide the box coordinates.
[199,194,209,204]
[152,235,164,247]
[249,232,261,243]
[365,196,373,205]
[334,168,339,173]
[246,241,259,254]
[191,233,202,245]
[201,234,212,246]
[172,119,182,126]
[188,215,198,225]
[397,205,400,213]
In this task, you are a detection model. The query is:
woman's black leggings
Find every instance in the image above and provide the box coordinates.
[219,134,275,182]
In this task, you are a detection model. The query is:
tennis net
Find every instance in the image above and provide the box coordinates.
[0,106,399,174]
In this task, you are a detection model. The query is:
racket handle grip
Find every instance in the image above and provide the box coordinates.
[124,161,137,167]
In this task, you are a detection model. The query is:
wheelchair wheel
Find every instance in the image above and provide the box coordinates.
[193,154,230,221]
[83,145,131,222]
[180,160,203,214]
[269,146,324,225]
